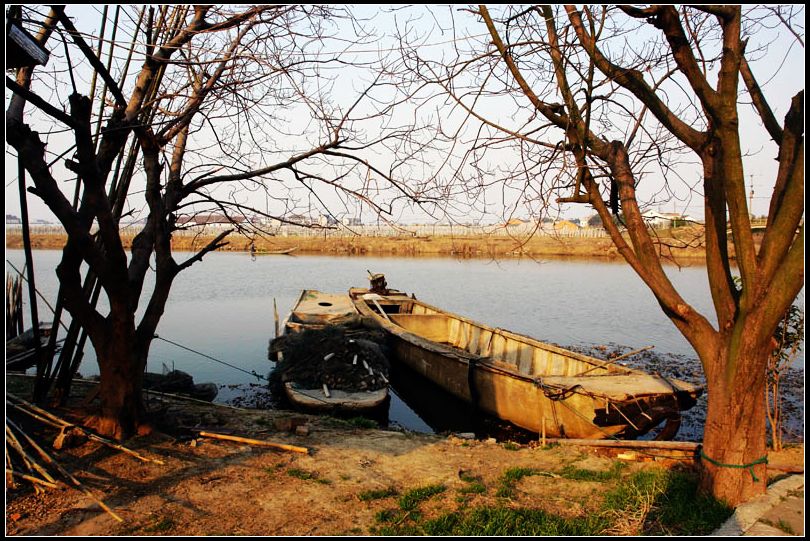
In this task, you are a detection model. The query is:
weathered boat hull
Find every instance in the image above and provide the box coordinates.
[283,383,389,412]
[278,290,389,414]
[350,288,701,440]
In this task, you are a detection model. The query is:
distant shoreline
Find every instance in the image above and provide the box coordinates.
[5,229,714,260]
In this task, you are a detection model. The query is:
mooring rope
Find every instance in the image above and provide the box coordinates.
[699,449,768,482]
[153,334,268,382]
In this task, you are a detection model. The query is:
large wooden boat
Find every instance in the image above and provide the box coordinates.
[349,285,702,440]
[276,290,389,413]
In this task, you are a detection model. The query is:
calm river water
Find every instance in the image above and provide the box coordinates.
[6,249,804,438]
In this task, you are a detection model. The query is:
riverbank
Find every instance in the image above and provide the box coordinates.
[5,376,803,536]
[5,227,713,259]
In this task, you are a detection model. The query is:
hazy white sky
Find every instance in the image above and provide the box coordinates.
[5,5,805,225]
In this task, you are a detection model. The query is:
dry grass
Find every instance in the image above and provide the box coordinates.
[6,229,713,260]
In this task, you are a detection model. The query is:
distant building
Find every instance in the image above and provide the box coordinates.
[6,214,21,224]
[318,214,339,227]
[553,220,581,232]
[284,214,311,226]
[176,214,247,228]
[342,217,362,226]
[641,210,695,229]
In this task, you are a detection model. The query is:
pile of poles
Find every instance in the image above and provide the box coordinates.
[5,393,164,523]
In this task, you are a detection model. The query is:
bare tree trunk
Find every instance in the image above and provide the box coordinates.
[700,341,770,504]
[86,316,149,440]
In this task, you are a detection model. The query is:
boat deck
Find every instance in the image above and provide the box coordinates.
[290,290,359,326]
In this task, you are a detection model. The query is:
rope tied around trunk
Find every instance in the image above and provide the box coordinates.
[699,448,768,482]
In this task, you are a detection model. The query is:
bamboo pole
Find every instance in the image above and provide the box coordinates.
[274,298,280,339]
[6,424,57,483]
[6,419,123,522]
[8,394,164,464]
[6,470,60,489]
[6,442,18,489]
[197,431,309,454]
[574,345,655,376]
[540,437,699,451]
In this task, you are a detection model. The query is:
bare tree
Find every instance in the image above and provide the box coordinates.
[6,5,427,439]
[393,5,803,505]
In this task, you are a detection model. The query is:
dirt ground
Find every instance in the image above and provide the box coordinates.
[5,382,805,537]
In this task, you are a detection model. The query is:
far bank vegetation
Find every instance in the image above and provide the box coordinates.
[7,224,720,260]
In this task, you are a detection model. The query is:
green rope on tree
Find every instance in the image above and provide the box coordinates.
[699,449,768,482]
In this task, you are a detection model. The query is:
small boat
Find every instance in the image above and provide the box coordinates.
[252,246,298,256]
[349,279,702,440]
[274,290,389,413]
[6,323,59,372]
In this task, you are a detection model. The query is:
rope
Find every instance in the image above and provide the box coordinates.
[699,449,768,482]
[153,334,268,382]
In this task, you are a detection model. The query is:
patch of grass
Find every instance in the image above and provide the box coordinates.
[602,468,732,535]
[502,441,521,451]
[761,518,796,535]
[496,467,538,498]
[359,486,398,501]
[501,467,538,484]
[776,520,796,535]
[374,466,732,536]
[457,471,486,496]
[374,509,401,523]
[286,467,329,483]
[398,483,447,511]
[423,506,606,536]
[459,482,486,495]
[540,442,560,450]
[559,461,627,482]
[143,517,175,533]
[346,416,378,429]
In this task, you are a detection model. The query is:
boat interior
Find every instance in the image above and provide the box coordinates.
[361,294,637,380]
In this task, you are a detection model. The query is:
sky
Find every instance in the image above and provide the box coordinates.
[5,5,806,225]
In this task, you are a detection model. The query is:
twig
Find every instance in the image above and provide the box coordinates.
[197,431,309,454]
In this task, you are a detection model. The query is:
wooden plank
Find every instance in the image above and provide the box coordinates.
[542,438,700,451]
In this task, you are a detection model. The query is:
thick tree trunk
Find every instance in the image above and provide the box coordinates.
[87,319,150,440]
[699,343,769,506]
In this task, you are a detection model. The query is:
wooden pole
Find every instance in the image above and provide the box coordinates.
[16,160,46,401]
[8,394,165,464]
[574,345,655,377]
[6,419,123,522]
[541,417,546,447]
[273,298,280,339]
[540,437,699,451]
[7,470,60,489]
[197,431,309,454]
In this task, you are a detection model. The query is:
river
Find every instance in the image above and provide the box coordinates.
[5,249,804,439]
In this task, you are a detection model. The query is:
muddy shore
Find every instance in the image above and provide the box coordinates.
[5,376,803,536]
